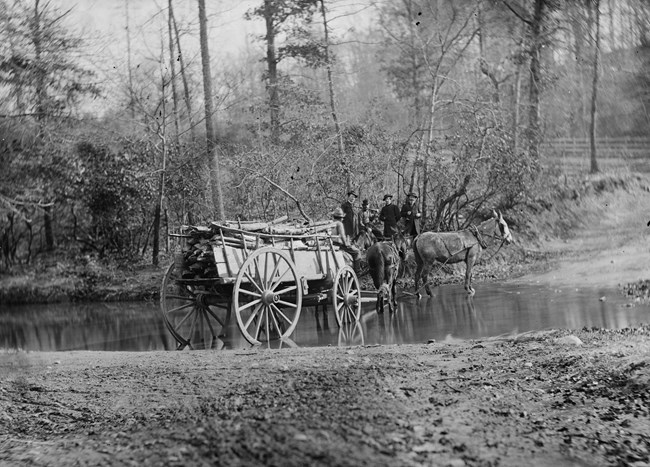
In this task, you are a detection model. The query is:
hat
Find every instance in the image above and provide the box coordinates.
[383,194,393,201]
[347,191,358,197]
[362,199,369,206]
[332,207,345,219]
[407,192,418,198]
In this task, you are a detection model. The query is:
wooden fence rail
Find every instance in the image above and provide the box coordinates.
[543,137,650,174]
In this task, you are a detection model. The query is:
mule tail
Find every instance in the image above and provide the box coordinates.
[367,247,386,290]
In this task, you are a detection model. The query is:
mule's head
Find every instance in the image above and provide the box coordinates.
[492,209,513,244]
[356,229,377,250]
[391,232,409,259]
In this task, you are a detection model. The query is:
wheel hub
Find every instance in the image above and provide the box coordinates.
[262,290,279,305]
[344,293,358,306]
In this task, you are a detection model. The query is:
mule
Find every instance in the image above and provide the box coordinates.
[367,234,408,313]
[354,229,377,251]
[413,210,513,297]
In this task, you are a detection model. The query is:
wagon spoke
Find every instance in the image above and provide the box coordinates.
[244,271,265,295]
[166,302,195,315]
[253,256,264,289]
[268,255,281,288]
[269,305,288,336]
[165,294,195,301]
[240,298,262,314]
[254,306,266,340]
[270,304,293,326]
[263,252,270,289]
[269,263,291,290]
[238,288,262,298]
[244,302,264,330]
[173,305,197,329]
[205,306,225,327]
[202,309,217,338]
[274,285,297,296]
[186,308,199,348]
[276,299,298,308]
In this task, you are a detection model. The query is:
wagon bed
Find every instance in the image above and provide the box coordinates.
[160,218,364,349]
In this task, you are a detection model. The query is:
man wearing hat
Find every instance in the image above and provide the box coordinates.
[331,207,361,271]
[378,194,401,238]
[401,192,421,237]
[340,191,359,242]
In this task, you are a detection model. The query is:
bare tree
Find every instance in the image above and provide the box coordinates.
[589,0,601,173]
[198,0,224,220]
[319,0,347,189]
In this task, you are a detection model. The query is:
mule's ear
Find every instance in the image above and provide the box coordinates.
[492,209,498,218]
[498,210,504,220]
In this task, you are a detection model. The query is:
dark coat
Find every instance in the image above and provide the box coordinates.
[340,201,359,239]
[400,200,421,236]
[379,203,401,237]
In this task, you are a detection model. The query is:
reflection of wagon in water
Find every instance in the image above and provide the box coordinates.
[160,217,363,349]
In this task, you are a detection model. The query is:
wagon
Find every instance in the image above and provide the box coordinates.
[160,218,363,349]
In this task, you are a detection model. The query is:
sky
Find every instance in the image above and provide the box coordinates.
[50,0,375,114]
[59,0,373,65]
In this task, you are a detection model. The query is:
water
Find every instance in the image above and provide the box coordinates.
[1,282,648,352]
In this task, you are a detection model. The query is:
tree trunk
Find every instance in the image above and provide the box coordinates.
[198,0,224,220]
[421,78,439,230]
[319,0,347,189]
[32,0,54,251]
[168,0,180,149]
[125,0,135,119]
[264,0,280,144]
[589,0,601,174]
[43,205,54,252]
[527,0,544,161]
[171,8,196,141]
[513,57,522,154]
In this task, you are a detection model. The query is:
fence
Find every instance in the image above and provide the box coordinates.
[543,137,650,174]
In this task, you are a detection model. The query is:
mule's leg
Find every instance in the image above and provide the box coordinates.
[414,262,424,299]
[464,254,476,296]
[422,264,433,296]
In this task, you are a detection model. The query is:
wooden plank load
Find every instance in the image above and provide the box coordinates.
[172,216,339,281]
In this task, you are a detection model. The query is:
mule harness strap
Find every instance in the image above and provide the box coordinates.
[469,225,488,249]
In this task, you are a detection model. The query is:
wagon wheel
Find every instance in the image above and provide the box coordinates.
[331,265,361,327]
[160,262,231,350]
[233,247,303,346]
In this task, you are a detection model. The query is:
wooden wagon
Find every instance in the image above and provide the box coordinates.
[160,218,363,349]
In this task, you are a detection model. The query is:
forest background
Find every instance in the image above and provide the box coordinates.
[1,0,649,275]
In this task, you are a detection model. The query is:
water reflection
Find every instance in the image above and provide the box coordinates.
[1,283,647,352]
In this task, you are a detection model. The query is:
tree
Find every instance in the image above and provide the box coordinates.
[246,0,321,143]
[198,0,224,220]
[589,0,601,173]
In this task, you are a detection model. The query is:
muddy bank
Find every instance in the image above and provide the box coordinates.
[1,326,649,467]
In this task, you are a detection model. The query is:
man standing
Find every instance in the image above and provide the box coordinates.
[401,192,421,237]
[340,191,359,242]
[331,207,361,271]
[379,194,401,238]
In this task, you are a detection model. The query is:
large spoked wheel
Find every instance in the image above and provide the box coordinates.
[233,247,303,345]
[331,265,361,327]
[160,261,231,350]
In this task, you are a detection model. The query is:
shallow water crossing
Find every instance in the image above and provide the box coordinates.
[2,281,648,352]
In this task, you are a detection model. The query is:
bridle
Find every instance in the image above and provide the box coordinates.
[470,219,509,261]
